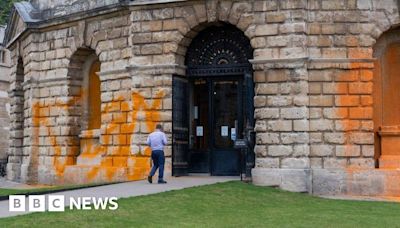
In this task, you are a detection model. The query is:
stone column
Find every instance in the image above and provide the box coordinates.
[6,52,24,182]
[250,2,311,192]
[128,64,185,177]
[251,58,311,192]
[309,58,375,195]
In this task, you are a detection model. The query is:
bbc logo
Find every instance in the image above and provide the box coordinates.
[9,195,65,212]
[9,195,119,212]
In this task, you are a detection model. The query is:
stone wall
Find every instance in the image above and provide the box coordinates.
[4,0,400,196]
[29,0,120,19]
[252,0,400,196]
[0,25,10,177]
[0,80,10,177]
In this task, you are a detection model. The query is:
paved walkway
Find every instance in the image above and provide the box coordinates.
[0,176,238,218]
[0,177,50,189]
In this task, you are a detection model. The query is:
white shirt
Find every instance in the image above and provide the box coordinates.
[146,130,167,151]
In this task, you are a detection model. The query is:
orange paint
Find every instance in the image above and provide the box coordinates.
[332,50,400,196]
[335,65,371,167]
[31,86,166,184]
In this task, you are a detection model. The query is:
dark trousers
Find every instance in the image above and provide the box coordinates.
[149,150,165,180]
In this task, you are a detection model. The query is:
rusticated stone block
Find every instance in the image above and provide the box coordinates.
[281,157,310,169]
[268,145,293,157]
[310,145,334,157]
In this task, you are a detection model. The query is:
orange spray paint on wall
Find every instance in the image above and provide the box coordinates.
[332,50,400,196]
[31,87,166,183]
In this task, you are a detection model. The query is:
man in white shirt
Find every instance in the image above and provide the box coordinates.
[147,124,168,184]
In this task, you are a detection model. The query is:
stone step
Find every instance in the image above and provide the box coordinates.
[63,165,128,185]
[76,154,103,166]
[379,156,400,169]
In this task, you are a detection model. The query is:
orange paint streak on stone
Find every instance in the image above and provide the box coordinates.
[31,87,165,183]
[335,64,369,169]
[84,90,165,182]
[86,166,100,181]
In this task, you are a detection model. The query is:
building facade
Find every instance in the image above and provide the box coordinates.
[0,26,10,176]
[3,0,400,197]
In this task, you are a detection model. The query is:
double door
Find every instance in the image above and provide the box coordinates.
[189,77,243,175]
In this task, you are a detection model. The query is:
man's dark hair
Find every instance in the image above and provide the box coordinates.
[156,124,163,130]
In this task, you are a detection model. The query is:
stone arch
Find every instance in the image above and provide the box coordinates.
[171,20,255,176]
[185,23,253,67]
[373,27,400,168]
[173,1,255,67]
[175,21,254,67]
[67,48,101,131]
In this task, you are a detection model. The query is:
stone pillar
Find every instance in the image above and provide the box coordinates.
[128,64,185,177]
[309,59,376,195]
[6,54,24,182]
[251,58,311,192]
[250,2,311,192]
[0,45,10,176]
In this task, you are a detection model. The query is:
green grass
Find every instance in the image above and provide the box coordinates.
[0,181,399,227]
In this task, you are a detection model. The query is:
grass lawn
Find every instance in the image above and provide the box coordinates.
[0,181,399,227]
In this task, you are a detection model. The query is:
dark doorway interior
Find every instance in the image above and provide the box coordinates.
[189,77,243,175]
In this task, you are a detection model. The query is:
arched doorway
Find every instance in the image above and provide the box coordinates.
[172,24,254,176]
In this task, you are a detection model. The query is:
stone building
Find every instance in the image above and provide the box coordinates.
[3,0,400,197]
[0,25,10,176]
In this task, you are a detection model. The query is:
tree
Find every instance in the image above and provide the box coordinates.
[0,0,19,25]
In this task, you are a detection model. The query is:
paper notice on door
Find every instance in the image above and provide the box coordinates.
[221,126,229,137]
[194,106,198,119]
[196,126,203,136]
[231,128,236,141]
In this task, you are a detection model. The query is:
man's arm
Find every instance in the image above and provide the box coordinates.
[162,133,167,145]
[146,135,151,146]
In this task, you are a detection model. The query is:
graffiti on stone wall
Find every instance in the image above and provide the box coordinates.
[334,61,374,168]
[32,89,166,183]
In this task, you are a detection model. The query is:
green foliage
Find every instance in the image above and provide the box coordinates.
[0,0,19,25]
[0,181,399,227]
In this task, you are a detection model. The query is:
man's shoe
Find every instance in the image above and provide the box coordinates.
[158,180,167,184]
[147,176,152,184]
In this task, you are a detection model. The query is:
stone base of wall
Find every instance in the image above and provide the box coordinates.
[0,159,6,176]
[252,168,312,192]
[6,163,21,181]
[252,168,400,197]
[35,156,172,185]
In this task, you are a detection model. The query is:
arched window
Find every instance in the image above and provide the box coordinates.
[374,29,400,168]
[67,48,101,131]
[87,60,101,130]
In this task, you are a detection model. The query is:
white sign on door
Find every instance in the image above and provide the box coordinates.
[221,126,229,137]
[196,126,203,136]
[231,128,236,140]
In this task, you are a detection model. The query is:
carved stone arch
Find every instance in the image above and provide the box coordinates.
[172,21,255,176]
[174,12,253,66]
[185,23,253,76]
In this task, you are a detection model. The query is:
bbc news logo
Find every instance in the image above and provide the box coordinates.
[9,195,119,212]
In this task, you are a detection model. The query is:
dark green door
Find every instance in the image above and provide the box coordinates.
[172,75,189,176]
[211,79,242,175]
[188,77,243,175]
